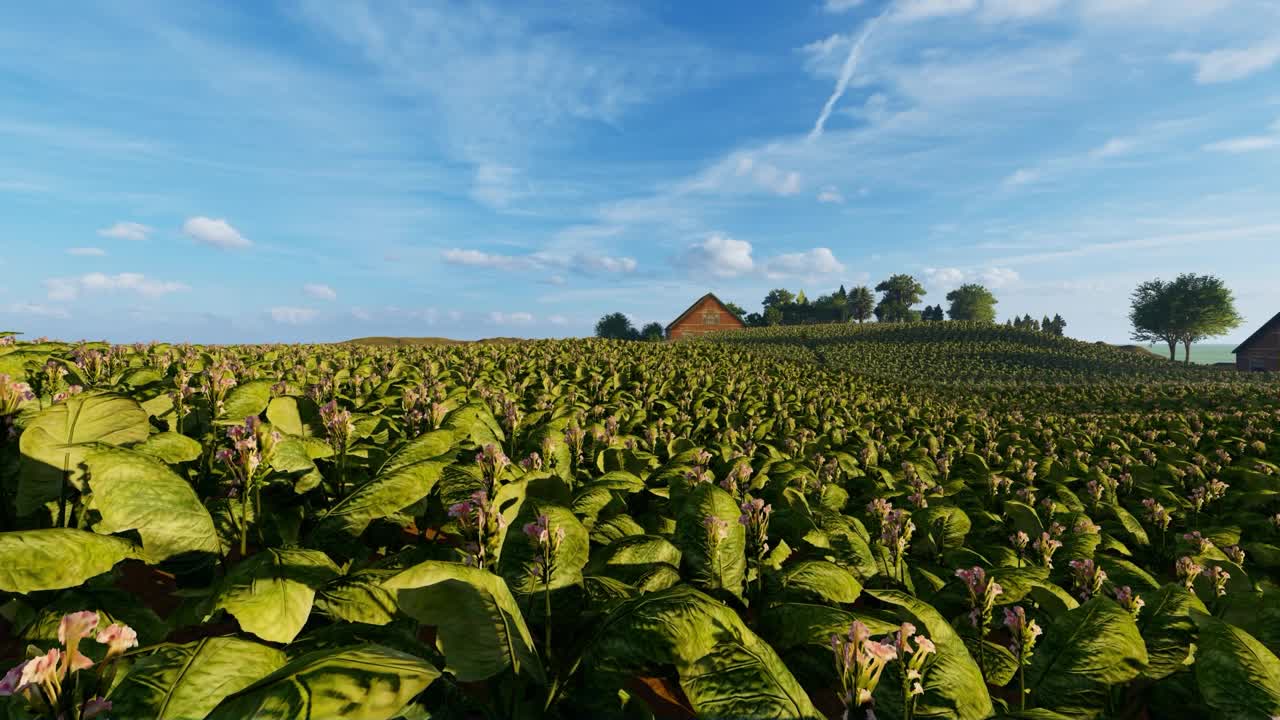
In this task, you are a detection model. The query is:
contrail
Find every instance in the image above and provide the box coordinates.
[808,5,892,142]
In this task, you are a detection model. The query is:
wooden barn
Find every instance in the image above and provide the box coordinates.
[1233,312,1280,372]
[666,293,746,340]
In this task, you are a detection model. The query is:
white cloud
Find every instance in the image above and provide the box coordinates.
[548,314,569,325]
[573,254,638,273]
[1172,40,1280,84]
[1090,137,1135,159]
[765,248,846,279]
[67,247,106,256]
[443,248,636,275]
[98,221,152,241]
[270,307,318,324]
[4,302,70,319]
[1203,119,1280,153]
[488,311,535,325]
[546,274,567,286]
[471,163,524,209]
[895,0,978,22]
[823,0,864,12]
[350,307,372,321]
[817,186,845,204]
[441,248,531,271]
[183,216,251,249]
[1004,168,1041,186]
[44,272,188,301]
[683,233,756,278]
[924,266,1021,289]
[1204,135,1280,153]
[303,283,338,301]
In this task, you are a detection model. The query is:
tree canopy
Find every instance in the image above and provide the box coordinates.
[595,312,639,341]
[847,286,875,323]
[874,274,926,323]
[1129,273,1242,362]
[945,284,998,323]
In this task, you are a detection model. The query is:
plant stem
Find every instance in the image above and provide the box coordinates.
[1018,658,1026,711]
[58,452,70,528]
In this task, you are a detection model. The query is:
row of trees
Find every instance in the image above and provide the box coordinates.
[1009,314,1068,336]
[594,313,666,341]
[1129,273,1242,362]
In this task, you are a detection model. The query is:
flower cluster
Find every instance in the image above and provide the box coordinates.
[1142,498,1173,531]
[1182,531,1213,554]
[448,490,507,568]
[1032,531,1062,569]
[719,462,752,499]
[524,513,567,586]
[739,497,772,561]
[1113,585,1145,617]
[956,567,1004,630]
[1224,544,1246,565]
[216,416,276,492]
[320,400,354,453]
[0,611,136,719]
[201,361,238,416]
[1003,606,1042,661]
[704,514,731,545]
[890,622,936,716]
[1068,559,1107,601]
[0,374,36,441]
[1207,565,1231,597]
[879,508,916,571]
[563,424,586,464]
[1176,556,1204,590]
[1010,530,1030,564]
[476,443,511,493]
[830,621,898,717]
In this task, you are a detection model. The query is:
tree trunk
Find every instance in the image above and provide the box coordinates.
[1183,340,1192,364]
[1167,340,1177,361]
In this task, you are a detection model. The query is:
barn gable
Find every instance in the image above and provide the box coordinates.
[1232,311,1280,372]
[666,293,746,340]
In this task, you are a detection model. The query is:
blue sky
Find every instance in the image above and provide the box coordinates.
[1,0,1278,344]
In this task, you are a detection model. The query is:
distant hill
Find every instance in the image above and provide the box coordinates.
[343,336,527,347]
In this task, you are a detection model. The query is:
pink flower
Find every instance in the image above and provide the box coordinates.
[0,664,22,696]
[58,610,99,645]
[96,623,138,656]
[19,648,62,692]
[914,635,936,655]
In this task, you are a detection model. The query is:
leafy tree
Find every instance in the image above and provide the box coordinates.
[1171,273,1243,363]
[946,284,998,323]
[1130,280,1181,360]
[595,312,639,341]
[795,289,808,305]
[847,286,875,323]
[724,302,747,321]
[744,312,765,327]
[762,289,795,310]
[763,306,783,326]
[1046,314,1067,336]
[639,322,665,341]
[874,274,926,323]
[921,305,943,321]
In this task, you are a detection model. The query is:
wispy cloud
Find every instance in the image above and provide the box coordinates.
[809,10,887,141]
[1172,39,1280,84]
[894,0,978,23]
[924,266,1021,290]
[44,272,189,301]
[1203,119,1280,153]
[303,283,338,301]
[183,217,251,249]
[817,186,845,203]
[3,302,70,319]
[488,311,535,325]
[98,222,153,241]
[66,247,107,256]
[270,307,318,324]
[441,248,638,276]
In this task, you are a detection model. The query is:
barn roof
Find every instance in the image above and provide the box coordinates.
[665,293,746,333]
[1232,311,1280,354]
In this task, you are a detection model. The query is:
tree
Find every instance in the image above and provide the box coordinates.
[1046,314,1067,336]
[639,322,665,341]
[945,284,998,323]
[848,286,874,323]
[595,312,639,340]
[1130,279,1182,360]
[724,302,747,321]
[763,289,795,310]
[921,304,944,321]
[874,274,926,323]
[763,306,783,326]
[1170,273,1243,363]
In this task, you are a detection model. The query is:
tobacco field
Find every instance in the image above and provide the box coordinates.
[1,323,1279,719]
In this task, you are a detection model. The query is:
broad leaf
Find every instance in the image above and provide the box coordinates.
[385,561,543,683]
[1138,584,1206,680]
[0,529,136,593]
[219,380,274,421]
[498,501,589,594]
[110,637,287,720]
[134,432,204,464]
[86,448,220,561]
[672,483,746,597]
[1192,613,1280,719]
[212,548,340,643]
[1028,597,1149,719]
[206,645,439,720]
[17,392,150,515]
[774,560,862,604]
[311,459,447,547]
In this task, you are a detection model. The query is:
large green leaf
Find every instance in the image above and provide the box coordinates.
[868,589,993,720]
[916,505,972,554]
[384,561,543,683]
[133,431,204,464]
[109,637,287,720]
[585,584,820,719]
[310,459,447,547]
[1027,597,1149,719]
[212,548,340,643]
[265,395,323,437]
[442,402,504,447]
[1139,584,1206,680]
[206,645,440,720]
[774,560,862,604]
[86,448,220,561]
[219,379,274,421]
[1192,613,1280,719]
[758,602,899,652]
[315,569,401,626]
[498,501,590,594]
[0,529,137,592]
[672,483,746,597]
[380,428,457,473]
[16,391,150,515]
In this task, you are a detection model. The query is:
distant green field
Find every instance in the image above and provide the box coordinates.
[1132,342,1236,365]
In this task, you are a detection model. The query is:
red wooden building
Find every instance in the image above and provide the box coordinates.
[1233,312,1280,372]
[666,293,746,340]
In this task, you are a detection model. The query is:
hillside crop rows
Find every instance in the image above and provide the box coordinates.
[1,325,1279,719]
